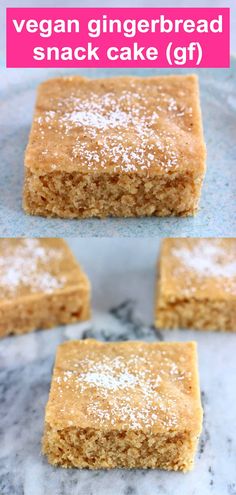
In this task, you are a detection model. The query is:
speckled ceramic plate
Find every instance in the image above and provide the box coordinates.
[0,57,235,236]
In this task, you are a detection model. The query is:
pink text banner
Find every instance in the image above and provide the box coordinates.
[6,8,230,68]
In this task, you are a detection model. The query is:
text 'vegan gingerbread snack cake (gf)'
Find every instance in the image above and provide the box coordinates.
[23,74,206,218]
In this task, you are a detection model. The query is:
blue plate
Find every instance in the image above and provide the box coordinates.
[0,57,235,236]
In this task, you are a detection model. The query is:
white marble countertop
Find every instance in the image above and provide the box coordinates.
[0,238,236,495]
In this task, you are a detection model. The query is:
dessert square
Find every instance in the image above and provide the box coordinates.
[155,238,236,331]
[0,239,90,337]
[43,339,202,471]
[23,74,206,218]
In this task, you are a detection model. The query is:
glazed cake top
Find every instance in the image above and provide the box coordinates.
[45,339,202,434]
[0,239,87,301]
[160,239,236,300]
[25,74,206,177]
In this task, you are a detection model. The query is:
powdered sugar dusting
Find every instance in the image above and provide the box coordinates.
[54,348,192,430]
[36,83,192,173]
[63,108,130,130]
[172,239,236,294]
[0,239,66,296]
[78,360,139,391]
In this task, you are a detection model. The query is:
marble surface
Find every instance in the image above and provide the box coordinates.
[0,238,236,495]
[0,57,236,236]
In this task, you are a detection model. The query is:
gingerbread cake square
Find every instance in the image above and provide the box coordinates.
[23,74,206,218]
[43,339,202,471]
[155,238,236,331]
[0,239,90,337]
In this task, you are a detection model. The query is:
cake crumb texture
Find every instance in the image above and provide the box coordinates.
[156,238,236,331]
[0,238,90,337]
[43,339,202,471]
[24,74,206,218]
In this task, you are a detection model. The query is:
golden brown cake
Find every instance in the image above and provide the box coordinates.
[23,74,206,218]
[43,339,202,471]
[155,238,236,331]
[0,239,90,337]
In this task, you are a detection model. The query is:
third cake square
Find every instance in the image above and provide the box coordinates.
[23,74,206,218]
[155,238,236,331]
[43,339,202,471]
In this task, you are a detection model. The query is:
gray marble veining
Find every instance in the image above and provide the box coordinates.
[0,239,236,495]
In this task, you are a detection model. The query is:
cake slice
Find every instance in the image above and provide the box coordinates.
[43,339,202,471]
[23,74,206,218]
[0,238,90,337]
[155,238,236,331]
